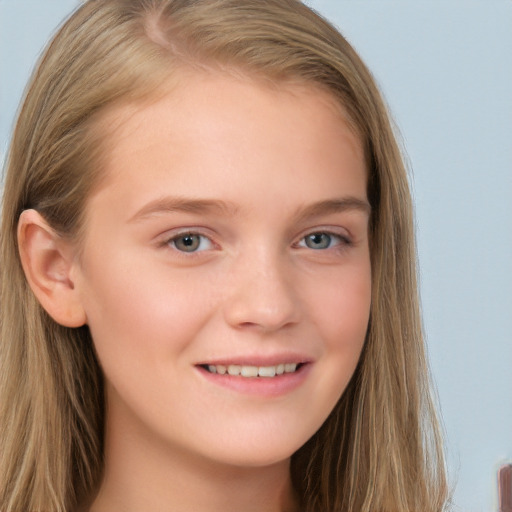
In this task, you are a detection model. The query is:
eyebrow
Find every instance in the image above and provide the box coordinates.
[129,197,240,222]
[128,195,370,223]
[293,197,371,223]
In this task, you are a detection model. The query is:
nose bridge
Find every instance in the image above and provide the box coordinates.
[223,244,300,332]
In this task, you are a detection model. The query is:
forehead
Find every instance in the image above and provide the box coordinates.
[97,71,362,165]
[86,71,367,219]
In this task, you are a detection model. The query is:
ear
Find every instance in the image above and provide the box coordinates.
[17,209,86,328]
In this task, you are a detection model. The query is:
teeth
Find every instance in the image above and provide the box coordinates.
[241,366,258,377]
[258,366,276,377]
[206,363,299,378]
[228,365,241,376]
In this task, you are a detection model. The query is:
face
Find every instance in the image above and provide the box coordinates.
[72,72,371,470]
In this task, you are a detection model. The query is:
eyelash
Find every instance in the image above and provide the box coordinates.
[165,232,215,253]
[162,229,352,255]
[295,231,352,251]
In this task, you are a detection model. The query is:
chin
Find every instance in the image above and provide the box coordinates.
[194,430,313,470]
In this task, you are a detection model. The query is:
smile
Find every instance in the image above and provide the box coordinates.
[197,360,311,396]
[203,363,302,378]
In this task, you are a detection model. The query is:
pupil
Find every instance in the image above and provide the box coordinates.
[307,233,330,249]
[176,234,200,252]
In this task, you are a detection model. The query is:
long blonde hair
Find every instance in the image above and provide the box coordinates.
[0,1,448,510]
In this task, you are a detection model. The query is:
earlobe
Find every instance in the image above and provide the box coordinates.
[17,209,87,328]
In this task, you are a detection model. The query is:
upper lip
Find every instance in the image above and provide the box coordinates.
[195,352,313,367]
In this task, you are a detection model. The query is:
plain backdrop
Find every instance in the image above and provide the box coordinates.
[1,1,511,511]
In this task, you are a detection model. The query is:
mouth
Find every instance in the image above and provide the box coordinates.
[196,359,311,396]
[199,362,305,378]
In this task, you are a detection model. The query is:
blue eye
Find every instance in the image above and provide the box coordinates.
[170,233,212,253]
[299,232,347,250]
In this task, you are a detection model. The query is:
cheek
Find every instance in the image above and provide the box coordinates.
[309,264,372,344]
[305,262,371,391]
[79,256,216,366]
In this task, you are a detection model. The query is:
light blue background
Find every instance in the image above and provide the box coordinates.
[1,2,511,511]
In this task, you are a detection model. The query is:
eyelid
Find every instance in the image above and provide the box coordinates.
[158,228,219,253]
[294,227,352,248]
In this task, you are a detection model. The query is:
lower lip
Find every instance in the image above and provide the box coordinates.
[196,364,312,397]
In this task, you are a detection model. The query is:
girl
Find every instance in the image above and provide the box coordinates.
[0,1,448,511]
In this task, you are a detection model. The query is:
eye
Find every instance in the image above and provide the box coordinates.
[298,232,348,250]
[169,233,213,253]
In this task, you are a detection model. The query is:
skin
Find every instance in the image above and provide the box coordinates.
[27,72,372,512]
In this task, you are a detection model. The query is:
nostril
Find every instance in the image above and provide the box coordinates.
[222,265,300,332]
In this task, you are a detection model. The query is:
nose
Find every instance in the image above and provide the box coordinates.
[223,250,301,333]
